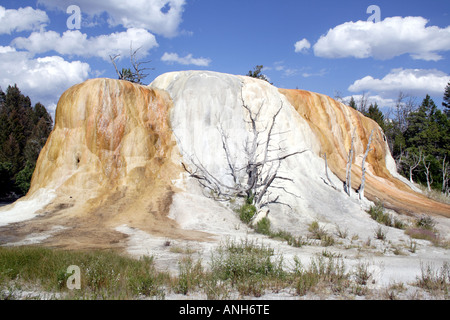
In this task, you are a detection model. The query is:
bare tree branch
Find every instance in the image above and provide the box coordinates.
[344,128,356,196]
[182,83,307,210]
[358,129,374,200]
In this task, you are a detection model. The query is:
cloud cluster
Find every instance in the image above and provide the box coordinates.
[294,38,311,53]
[0,47,90,117]
[348,68,449,97]
[13,28,158,61]
[0,6,49,34]
[1,1,190,113]
[312,17,450,61]
[37,0,186,37]
[161,52,211,67]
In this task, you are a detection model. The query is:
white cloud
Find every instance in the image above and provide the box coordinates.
[0,6,49,34]
[37,0,186,37]
[0,47,90,118]
[161,52,211,66]
[341,94,397,109]
[12,28,158,61]
[313,16,450,61]
[302,68,327,78]
[272,61,298,77]
[348,68,449,97]
[294,38,311,53]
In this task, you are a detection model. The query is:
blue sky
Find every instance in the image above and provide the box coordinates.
[0,0,449,119]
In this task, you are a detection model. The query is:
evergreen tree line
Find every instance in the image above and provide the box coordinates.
[348,82,450,195]
[0,84,53,200]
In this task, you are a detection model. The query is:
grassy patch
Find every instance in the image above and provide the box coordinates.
[405,215,448,247]
[367,201,406,229]
[308,221,335,246]
[0,246,168,299]
[293,255,349,296]
[414,262,449,297]
[237,197,257,224]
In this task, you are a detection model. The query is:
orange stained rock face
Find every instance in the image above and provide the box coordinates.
[30,78,177,196]
[15,78,209,249]
[280,89,450,218]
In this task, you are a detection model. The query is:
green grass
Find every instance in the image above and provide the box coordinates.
[415,262,449,297]
[308,221,335,246]
[367,201,406,229]
[0,246,168,299]
[2,240,448,300]
[405,215,449,248]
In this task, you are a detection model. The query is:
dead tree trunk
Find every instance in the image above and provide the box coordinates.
[442,156,448,194]
[182,85,307,210]
[358,130,374,200]
[406,149,423,184]
[422,157,433,192]
[322,153,337,190]
[344,129,355,196]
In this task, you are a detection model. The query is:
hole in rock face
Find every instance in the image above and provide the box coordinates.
[74,154,81,169]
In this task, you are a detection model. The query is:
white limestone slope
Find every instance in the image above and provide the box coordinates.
[150,71,382,238]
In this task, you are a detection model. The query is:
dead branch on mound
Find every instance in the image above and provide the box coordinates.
[344,129,356,196]
[182,86,307,210]
[322,153,338,190]
[109,44,154,84]
[358,129,374,200]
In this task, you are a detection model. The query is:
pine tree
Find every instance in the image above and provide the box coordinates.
[247,65,272,84]
[403,94,449,190]
[348,96,357,110]
[366,103,385,131]
[443,81,450,117]
[0,84,53,199]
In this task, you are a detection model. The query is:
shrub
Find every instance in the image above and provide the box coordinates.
[308,221,335,246]
[256,217,271,235]
[210,239,284,284]
[374,226,387,240]
[415,215,436,230]
[368,202,391,226]
[368,202,407,230]
[415,262,449,295]
[293,255,348,296]
[175,256,204,295]
[238,198,257,224]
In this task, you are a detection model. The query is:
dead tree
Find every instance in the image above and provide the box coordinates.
[442,156,448,195]
[422,156,433,192]
[404,149,423,184]
[358,129,374,200]
[344,129,356,196]
[322,153,337,190]
[182,86,307,210]
[109,44,153,84]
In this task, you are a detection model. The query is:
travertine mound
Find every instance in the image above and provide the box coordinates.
[0,71,448,250]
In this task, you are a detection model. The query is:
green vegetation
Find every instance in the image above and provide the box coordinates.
[308,221,335,246]
[0,84,52,200]
[367,201,406,229]
[404,215,448,247]
[236,198,308,248]
[246,65,272,84]
[237,197,257,224]
[349,84,450,197]
[1,240,449,300]
[0,246,168,299]
[415,262,449,296]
